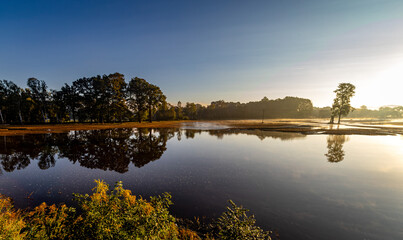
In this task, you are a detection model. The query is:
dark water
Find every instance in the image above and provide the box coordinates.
[1,128,403,240]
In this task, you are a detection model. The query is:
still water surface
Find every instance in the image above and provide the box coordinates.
[0,128,402,240]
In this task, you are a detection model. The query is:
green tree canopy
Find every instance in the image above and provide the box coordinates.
[145,83,166,123]
[330,83,355,124]
[127,77,149,122]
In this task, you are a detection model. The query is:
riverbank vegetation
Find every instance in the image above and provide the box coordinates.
[1,74,402,125]
[0,180,273,240]
[0,74,313,124]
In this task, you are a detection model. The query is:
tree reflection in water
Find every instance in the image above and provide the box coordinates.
[325,135,349,163]
[0,128,309,173]
[0,134,57,172]
[58,128,174,172]
[206,129,306,141]
[0,129,176,173]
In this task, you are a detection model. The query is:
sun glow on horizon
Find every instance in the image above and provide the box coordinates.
[352,59,403,109]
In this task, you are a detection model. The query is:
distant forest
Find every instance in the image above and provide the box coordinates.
[0,72,402,124]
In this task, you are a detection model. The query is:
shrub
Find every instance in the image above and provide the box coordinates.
[0,180,273,240]
[214,200,272,240]
[23,203,77,239]
[0,194,26,240]
[73,180,182,239]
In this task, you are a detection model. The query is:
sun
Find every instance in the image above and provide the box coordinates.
[353,60,403,108]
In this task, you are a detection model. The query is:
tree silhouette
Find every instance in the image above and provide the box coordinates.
[127,77,149,122]
[60,83,80,122]
[145,83,166,123]
[27,77,49,122]
[330,83,355,124]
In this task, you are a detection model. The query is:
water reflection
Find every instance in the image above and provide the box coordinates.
[206,129,307,141]
[0,128,310,173]
[325,135,349,163]
[0,134,57,172]
[0,128,176,173]
[1,128,403,240]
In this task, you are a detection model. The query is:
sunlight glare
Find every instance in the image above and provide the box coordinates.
[354,59,403,108]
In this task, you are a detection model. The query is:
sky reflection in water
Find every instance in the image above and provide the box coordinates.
[0,128,402,240]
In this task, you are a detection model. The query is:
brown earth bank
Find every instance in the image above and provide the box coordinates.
[1,119,403,136]
[212,119,403,136]
[0,121,194,136]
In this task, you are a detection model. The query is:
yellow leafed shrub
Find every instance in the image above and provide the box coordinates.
[0,194,26,240]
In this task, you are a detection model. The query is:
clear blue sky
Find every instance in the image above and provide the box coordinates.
[2,0,403,108]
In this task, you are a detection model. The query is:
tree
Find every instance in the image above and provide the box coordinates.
[104,73,130,122]
[73,77,96,122]
[330,83,355,124]
[145,83,166,122]
[184,102,198,120]
[176,101,184,120]
[127,77,149,123]
[60,83,80,122]
[155,102,176,121]
[1,80,26,124]
[27,78,49,122]
[127,78,166,123]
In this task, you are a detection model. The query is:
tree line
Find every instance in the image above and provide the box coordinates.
[0,73,166,124]
[3,74,400,124]
[0,73,315,124]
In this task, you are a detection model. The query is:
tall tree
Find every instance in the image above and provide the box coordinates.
[184,102,198,120]
[92,75,109,122]
[73,77,96,122]
[49,89,71,123]
[146,83,166,123]
[330,83,355,124]
[127,77,149,123]
[60,83,80,122]
[105,73,130,122]
[176,101,184,120]
[1,80,26,124]
[27,78,49,122]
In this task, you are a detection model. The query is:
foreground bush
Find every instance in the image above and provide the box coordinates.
[73,180,181,239]
[0,180,273,239]
[23,203,77,239]
[0,194,26,240]
[215,200,271,240]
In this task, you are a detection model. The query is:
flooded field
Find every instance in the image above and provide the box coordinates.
[0,126,402,239]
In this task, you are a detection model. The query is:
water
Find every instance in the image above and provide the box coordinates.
[1,128,403,240]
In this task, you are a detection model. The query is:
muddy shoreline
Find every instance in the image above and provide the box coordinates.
[1,119,403,136]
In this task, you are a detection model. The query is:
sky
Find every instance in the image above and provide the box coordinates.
[1,0,403,108]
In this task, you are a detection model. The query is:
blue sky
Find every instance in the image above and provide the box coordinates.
[2,0,403,108]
